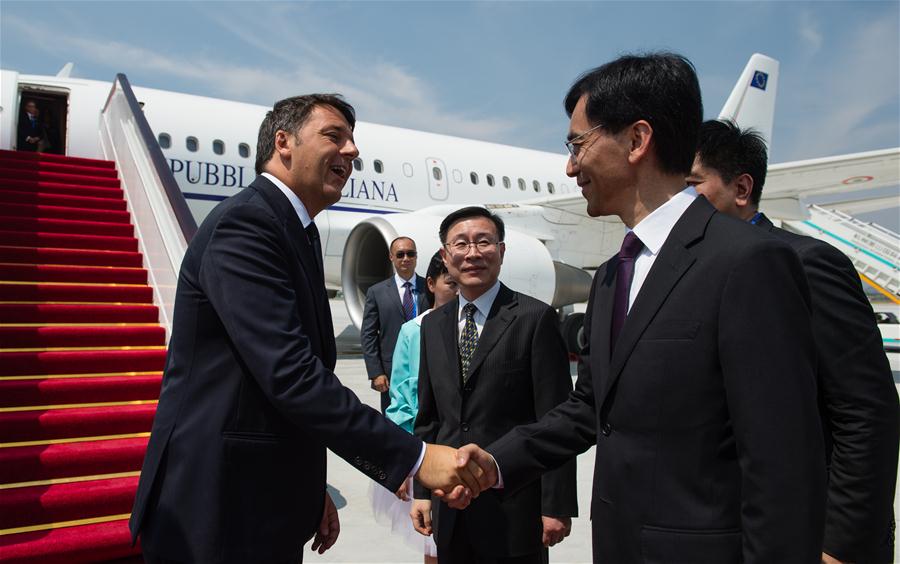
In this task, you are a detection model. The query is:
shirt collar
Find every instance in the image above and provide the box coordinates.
[458,280,501,320]
[262,172,312,228]
[394,272,417,290]
[630,186,698,256]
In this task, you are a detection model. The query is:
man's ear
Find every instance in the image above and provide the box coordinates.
[627,120,653,164]
[274,130,292,159]
[733,173,754,208]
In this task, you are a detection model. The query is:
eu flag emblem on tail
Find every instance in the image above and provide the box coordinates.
[751,71,768,90]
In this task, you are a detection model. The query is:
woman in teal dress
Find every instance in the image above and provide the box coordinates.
[370,251,457,563]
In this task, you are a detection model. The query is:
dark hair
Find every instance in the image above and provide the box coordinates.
[255,94,356,174]
[423,251,448,308]
[564,52,702,176]
[438,206,505,244]
[696,119,768,205]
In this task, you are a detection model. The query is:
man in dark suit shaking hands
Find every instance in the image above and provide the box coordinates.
[688,119,899,564]
[460,53,827,563]
[412,206,577,564]
[362,236,428,412]
[130,95,491,563]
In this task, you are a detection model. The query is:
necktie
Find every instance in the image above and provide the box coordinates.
[402,281,415,321]
[611,231,644,349]
[305,222,324,280]
[459,303,479,383]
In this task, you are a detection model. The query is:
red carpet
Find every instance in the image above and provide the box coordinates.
[0,150,164,561]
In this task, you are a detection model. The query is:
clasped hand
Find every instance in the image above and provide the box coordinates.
[412,443,498,509]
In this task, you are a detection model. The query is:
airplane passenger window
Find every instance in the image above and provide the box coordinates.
[533,180,540,192]
[561,183,568,193]
[470,172,479,185]
[518,178,526,191]
[353,158,363,171]
[486,174,495,187]
[374,160,384,173]
[186,136,198,152]
[213,139,225,155]
[158,133,171,149]
[547,182,555,194]
[238,143,250,158]
[452,169,463,184]
[432,167,442,181]
[402,162,414,177]
[503,176,511,189]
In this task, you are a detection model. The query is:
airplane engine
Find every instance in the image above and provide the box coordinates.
[340,214,593,336]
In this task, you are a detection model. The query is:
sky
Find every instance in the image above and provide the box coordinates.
[2,1,898,226]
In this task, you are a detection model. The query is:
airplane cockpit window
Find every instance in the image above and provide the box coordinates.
[486,174,495,187]
[547,182,555,194]
[470,172,479,185]
[402,163,414,177]
[518,178,526,191]
[533,180,540,192]
[238,143,251,158]
[158,133,171,149]
[353,158,363,171]
[186,136,198,152]
[374,159,384,173]
[503,176,511,189]
[432,167,442,181]
[213,140,225,155]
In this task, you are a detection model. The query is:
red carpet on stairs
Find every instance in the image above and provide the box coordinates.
[0,149,166,562]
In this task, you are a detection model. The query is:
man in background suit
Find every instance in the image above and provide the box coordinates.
[130,94,487,563]
[412,206,577,564]
[362,236,428,412]
[460,53,826,563]
[688,119,899,564]
[17,99,43,152]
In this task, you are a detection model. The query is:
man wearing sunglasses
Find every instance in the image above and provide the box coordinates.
[362,236,429,412]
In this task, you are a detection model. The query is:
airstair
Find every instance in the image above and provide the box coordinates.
[783,205,900,300]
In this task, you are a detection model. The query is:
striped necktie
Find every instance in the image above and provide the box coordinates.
[402,281,415,321]
[459,303,479,382]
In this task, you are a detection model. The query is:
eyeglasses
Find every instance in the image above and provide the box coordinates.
[395,250,417,259]
[444,239,499,256]
[564,123,604,161]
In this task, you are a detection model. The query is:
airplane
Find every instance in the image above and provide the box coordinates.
[1,53,897,353]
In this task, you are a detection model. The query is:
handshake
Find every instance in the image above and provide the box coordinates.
[413,443,497,509]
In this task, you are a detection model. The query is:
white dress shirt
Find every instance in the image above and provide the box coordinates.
[457,280,502,341]
[394,272,419,317]
[627,186,698,312]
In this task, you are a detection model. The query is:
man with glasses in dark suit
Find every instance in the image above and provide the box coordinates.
[362,236,429,412]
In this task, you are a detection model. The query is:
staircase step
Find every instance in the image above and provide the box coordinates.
[0,264,147,284]
[0,326,165,348]
[0,218,134,238]
[1,203,131,224]
[0,169,120,189]
[0,476,138,531]
[0,375,163,408]
[0,149,116,170]
[0,304,159,324]
[0,518,140,563]
[0,437,148,483]
[0,282,153,304]
[0,180,123,200]
[0,404,157,443]
[0,158,120,179]
[0,232,138,252]
[0,349,166,377]
[0,247,143,268]
[0,190,127,211]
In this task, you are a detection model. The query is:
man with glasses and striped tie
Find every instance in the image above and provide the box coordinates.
[362,236,429,413]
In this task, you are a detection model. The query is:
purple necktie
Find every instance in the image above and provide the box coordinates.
[611,231,644,349]
[402,281,415,321]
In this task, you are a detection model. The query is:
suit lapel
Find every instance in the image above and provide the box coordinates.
[465,284,516,384]
[438,297,461,383]
[598,197,713,408]
[384,277,405,318]
[415,275,429,314]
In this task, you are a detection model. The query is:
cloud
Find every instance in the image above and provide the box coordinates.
[798,11,824,54]
[3,11,515,142]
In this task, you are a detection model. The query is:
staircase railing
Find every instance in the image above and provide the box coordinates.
[99,74,196,338]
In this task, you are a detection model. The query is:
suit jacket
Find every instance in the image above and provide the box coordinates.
[757,214,899,562]
[490,197,826,563]
[129,176,421,563]
[361,274,428,380]
[414,284,578,558]
[17,114,42,152]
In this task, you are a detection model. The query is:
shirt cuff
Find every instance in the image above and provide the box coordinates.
[493,455,504,489]
[407,442,427,479]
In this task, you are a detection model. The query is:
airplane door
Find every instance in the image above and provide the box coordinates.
[426,157,449,201]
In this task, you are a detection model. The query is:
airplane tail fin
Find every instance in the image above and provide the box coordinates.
[717,53,779,149]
